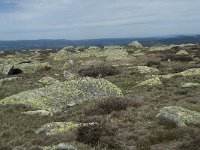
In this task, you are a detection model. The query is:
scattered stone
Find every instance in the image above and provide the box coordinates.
[132,50,145,56]
[0,77,21,85]
[156,106,200,127]
[73,46,103,58]
[128,41,143,48]
[35,122,79,135]
[38,77,60,85]
[63,59,74,69]
[63,71,78,79]
[176,50,189,55]
[129,66,159,74]
[181,82,200,88]
[14,62,51,74]
[80,60,104,66]
[178,68,200,76]
[0,77,123,111]
[43,143,77,150]
[36,122,98,135]
[51,47,73,60]
[149,45,174,51]
[21,110,53,116]
[137,77,162,86]
[104,46,128,61]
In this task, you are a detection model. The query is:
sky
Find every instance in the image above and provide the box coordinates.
[0,0,200,40]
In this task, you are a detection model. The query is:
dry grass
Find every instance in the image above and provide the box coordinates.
[78,65,120,78]
[1,46,200,149]
[84,97,141,116]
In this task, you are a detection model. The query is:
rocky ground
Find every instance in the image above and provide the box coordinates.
[1,43,200,150]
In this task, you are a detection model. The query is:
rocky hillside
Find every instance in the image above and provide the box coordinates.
[1,42,200,150]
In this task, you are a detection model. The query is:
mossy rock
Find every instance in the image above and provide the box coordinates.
[0,77,21,86]
[14,62,51,74]
[129,66,159,74]
[104,48,128,61]
[43,143,77,150]
[178,68,200,76]
[38,77,60,85]
[51,47,73,60]
[21,110,53,116]
[156,106,200,127]
[181,82,200,88]
[137,77,162,86]
[0,77,123,111]
[0,57,27,75]
[176,50,189,55]
[149,45,174,51]
[36,122,79,135]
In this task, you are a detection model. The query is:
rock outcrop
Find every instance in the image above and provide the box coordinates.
[128,41,143,48]
[0,77,123,111]
[137,77,162,86]
[38,77,60,85]
[156,106,200,127]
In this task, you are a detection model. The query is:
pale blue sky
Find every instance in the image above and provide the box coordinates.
[0,0,200,40]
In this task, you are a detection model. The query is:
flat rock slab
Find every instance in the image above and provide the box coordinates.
[35,122,79,135]
[36,122,97,135]
[181,82,200,88]
[137,77,162,87]
[38,77,60,85]
[21,110,53,116]
[43,143,77,150]
[156,106,200,127]
[0,77,123,111]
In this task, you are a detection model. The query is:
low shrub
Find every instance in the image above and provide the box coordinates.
[147,61,161,67]
[78,65,120,78]
[76,123,118,148]
[161,54,193,62]
[76,124,104,146]
[84,97,141,115]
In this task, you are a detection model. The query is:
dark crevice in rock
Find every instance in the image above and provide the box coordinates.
[7,67,22,75]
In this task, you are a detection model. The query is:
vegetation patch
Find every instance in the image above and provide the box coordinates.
[78,65,120,78]
[84,97,141,115]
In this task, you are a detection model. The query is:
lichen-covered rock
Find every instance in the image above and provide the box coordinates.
[80,60,105,66]
[35,122,79,135]
[43,143,77,150]
[156,106,200,127]
[0,77,123,111]
[104,46,128,61]
[137,77,162,86]
[149,45,174,51]
[0,56,51,75]
[21,110,53,116]
[0,63,13,75]
[128,41,143,48]
[181,82,200,88]
[178,68,200,76]
[38,77,60,85]
[132,50,145,56]
[73,48,104,58]
[176,50,189,55]
[51,47,74,60]
[63,59,74,69]
[0,77,21,86]
[129,66,159,74]
[36,122,98,135]
[14,62,51,74]
[63,71,78,79]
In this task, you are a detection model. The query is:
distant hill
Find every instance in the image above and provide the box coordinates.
[0,35,200,51]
